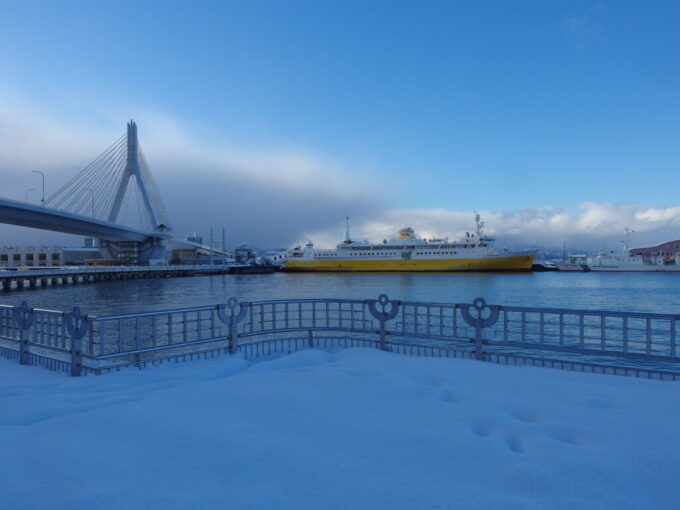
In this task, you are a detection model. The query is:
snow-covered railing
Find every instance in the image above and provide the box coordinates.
[1,295,680,379]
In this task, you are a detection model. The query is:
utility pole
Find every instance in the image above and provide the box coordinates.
[210,228,214,265]
[222,227,226,265]
[32,171,45,206]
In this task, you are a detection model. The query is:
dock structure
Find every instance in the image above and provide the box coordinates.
[0,264,261,292]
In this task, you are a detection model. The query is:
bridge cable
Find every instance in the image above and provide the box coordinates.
[45,135,125,208]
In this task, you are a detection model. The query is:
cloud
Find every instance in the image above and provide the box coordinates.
[562,2,608,51]
[0,97,383,247]
[3,93,680,254]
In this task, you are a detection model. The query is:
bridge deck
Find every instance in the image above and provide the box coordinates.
[0,197,169,243]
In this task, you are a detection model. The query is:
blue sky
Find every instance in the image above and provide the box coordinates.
[1,1,680,248]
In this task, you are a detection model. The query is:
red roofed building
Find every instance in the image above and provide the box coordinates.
[630,240,680,263]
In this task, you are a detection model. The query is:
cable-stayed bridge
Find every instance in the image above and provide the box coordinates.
[46,121,173,232]
[0,121,179,265]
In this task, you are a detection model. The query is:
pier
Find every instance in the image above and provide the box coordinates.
[0,264,270,292]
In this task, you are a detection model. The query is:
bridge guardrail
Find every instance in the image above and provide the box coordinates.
[1,295,680,379]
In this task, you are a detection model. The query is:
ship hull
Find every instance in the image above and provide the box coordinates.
[284,254,535,272]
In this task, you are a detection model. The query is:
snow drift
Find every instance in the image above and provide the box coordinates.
[1,348,679,509]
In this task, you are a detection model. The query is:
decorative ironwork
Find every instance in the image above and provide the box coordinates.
[64,306,90,339]
[12,301,35,330]
[11,301,34,365]
[64,306,91,376]
[460,297,500,329]
[217,297,249,353]
[366,294,401,350]
[461,297,500,360]
[2,295,680,380]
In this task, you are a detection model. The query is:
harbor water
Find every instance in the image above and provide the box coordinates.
[1,271,679,316]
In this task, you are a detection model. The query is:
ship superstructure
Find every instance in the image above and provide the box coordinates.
[284,216,535,272]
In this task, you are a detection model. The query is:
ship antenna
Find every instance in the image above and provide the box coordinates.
[623,227,634,253]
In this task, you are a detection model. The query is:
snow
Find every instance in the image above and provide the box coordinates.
[1,347,680,509]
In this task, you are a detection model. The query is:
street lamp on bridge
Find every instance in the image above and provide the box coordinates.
[32,171,45,206]
[25,188,36,203]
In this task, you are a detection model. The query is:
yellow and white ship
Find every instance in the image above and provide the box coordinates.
[283,216,536,272]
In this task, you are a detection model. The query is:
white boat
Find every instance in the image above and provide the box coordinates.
[587,229,680,272]
[587,251,680,272]
[554,254,588,272]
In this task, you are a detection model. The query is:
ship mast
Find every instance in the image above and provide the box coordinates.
[623,227,634,253]
[474,213,485,246]
[343,216,352,244]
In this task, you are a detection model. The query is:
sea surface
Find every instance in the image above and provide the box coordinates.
[1,271,679,316]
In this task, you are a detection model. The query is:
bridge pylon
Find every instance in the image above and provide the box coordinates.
[38,119,174,265]
[108,121,166,232]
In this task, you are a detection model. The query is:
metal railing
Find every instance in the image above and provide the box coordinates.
[1,295,680,380]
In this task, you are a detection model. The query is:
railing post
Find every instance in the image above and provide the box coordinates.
[307,330,314,348]
[366,294,401,351]
[460,298,500,361]
[217,298,249,354]
[64,306,91,377]
[12,301,34,365]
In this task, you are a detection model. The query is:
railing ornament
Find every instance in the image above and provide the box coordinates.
[460,298,500,329]
[366,294,401,351]
[367,294,401,322]
[64,306,90,377]
[64,306,90,339]
[217,297,249,353]
[217,297,249,324]
[461,297,499,361]
[12,301,34,366]
[12,301,34,330]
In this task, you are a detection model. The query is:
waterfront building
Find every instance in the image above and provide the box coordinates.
[0,245,100,267]
[630,240,680,263]
[23,246,35,266]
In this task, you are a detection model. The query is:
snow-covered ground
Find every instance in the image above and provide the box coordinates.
[1,348,679,510]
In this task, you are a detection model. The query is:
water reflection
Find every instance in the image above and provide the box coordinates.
[1,271,680,316]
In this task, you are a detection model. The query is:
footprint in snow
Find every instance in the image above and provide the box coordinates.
[540,425,583,446]
[438,388,462,403]
[505,407,548,424]
[0,395,142,426]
